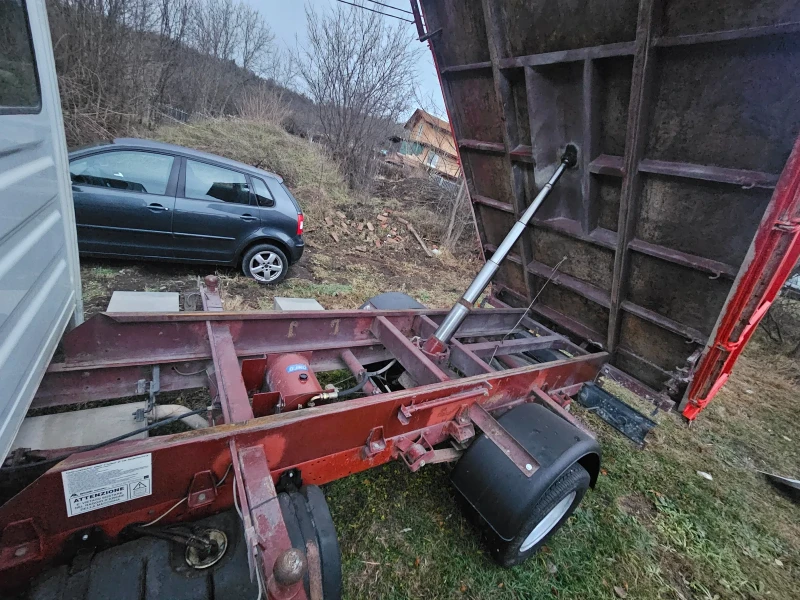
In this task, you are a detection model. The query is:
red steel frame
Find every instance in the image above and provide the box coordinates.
[0,278,607,598]
[682,136,800,419]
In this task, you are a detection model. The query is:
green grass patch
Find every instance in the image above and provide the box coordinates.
[324,351,799,599]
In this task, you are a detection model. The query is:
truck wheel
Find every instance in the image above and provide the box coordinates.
[278,485,342,600]
[450,403,600,569]
[492,464,589,567]
[242,244,288,284]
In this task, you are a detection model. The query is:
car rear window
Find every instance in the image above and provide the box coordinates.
[251,177,275,208]
[268,181,302,213]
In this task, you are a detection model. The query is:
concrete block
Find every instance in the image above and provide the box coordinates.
[107,291,180,313]
[273,297,325,311]
[12,403,148,450]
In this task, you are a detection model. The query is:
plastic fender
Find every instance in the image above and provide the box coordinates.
[450,403,600,542]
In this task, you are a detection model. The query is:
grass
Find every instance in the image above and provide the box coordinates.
[76,119,798,599]
[325,352,799,599]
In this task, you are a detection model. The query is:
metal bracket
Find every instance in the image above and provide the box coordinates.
[135,365,161,419]
[416,334,451,366]
[0,519,42,568]
[774,220,800,233]
[468,404,540,477]
[394,434,435,472]
[397,385,489,425]
[361,426,386,459]
[187,470,217,509]
[444,405,475,443]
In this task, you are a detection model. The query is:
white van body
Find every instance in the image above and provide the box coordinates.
[0,0,83,461]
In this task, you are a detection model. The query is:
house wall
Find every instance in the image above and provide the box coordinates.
[403,115,462,179]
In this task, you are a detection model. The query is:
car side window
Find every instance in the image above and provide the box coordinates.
[185,160,250,204]
[252,177,275,208]
[69,151,174,195]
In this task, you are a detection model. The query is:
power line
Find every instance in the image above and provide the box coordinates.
[364,0,413,15]
[334,0,415,23]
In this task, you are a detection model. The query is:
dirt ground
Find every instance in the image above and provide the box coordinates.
[80,204,481,318]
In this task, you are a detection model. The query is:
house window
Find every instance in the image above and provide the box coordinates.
[399,141,423,156]
[424,151,440,169]
[416,123,424,138]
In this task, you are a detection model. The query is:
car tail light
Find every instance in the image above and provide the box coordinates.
[297,213,304,236]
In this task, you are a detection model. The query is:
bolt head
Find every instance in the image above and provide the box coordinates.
[273,548,307,587]
[197,493,207,502]
[525,463,533,471]
[204,275,219,291]
[14,546,27,557]
[81,534,89,541]
[419,460,425,467]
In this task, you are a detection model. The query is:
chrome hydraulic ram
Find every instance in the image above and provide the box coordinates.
[423,145,578,354]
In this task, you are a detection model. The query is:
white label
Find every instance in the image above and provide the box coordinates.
[62,453,152,517]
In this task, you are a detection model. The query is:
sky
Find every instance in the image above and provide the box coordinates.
[249,0,447,121]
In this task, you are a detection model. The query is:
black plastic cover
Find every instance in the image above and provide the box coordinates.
[451,403,600,541]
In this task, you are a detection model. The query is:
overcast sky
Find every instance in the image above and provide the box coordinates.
[249,0,446,121]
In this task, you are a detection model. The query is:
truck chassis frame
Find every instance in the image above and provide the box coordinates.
[0,280,609,598]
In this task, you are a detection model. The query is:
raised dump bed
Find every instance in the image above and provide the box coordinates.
[415,0,800,418]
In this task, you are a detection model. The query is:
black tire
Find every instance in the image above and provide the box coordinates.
[279,486,342,600]
[241,243,289,284]
[491,464,590,567]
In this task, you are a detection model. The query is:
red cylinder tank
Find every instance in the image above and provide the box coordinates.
[265,353,323,411]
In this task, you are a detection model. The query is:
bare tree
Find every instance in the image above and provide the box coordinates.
[298,1,421,190]
[187,0,276,114]
[47,0,284,146]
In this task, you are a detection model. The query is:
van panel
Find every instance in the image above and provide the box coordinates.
[0,0,82,461]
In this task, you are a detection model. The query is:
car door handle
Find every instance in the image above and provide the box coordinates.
[147,203,169,212]
[240,214,257,222]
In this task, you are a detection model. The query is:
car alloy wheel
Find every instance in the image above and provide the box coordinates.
[249,251,284,282]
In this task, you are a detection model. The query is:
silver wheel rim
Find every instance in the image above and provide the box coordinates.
[520,491,576,552]
[249,251,283,282]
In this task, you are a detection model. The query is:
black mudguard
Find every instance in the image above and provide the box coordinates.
[450,403,601,542]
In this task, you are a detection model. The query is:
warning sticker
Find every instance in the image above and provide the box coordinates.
[62,453,152,517]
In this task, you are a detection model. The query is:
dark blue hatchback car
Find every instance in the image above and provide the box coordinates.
[68,138,304,283]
